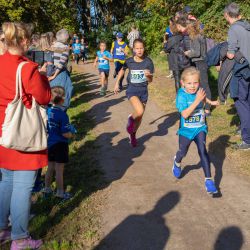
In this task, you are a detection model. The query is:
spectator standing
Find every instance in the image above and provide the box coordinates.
[224,2,250,149]
[0,22,51,249]
[127,24,140,49]
[185,19,212,115]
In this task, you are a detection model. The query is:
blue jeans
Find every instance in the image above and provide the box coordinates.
[0,169,37,240]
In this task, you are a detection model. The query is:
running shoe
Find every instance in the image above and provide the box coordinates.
[205,179,218,194]
[172,160,182,179]
[126,115,135,134]
[129,132,137,147]
[100,87,106,96]
[11,237,43,250]
[0,230,11,244]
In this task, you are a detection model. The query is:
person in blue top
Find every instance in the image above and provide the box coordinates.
[172,67,219,194]
[72,38,82,64]
[94,41,113,96]
[43,86,76,200]
[111,32,129,90]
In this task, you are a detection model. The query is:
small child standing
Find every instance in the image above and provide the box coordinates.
[172,67,219,194]
[43,86,76,199]
[94,41,113,96]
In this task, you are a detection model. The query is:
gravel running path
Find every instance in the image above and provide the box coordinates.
[75,62,250,250]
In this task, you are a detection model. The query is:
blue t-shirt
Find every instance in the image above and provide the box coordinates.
[97,50,112,70]
[165,26,173,37]
[176,88,207,140]
[72,43,81,54]
[47,106,71,148]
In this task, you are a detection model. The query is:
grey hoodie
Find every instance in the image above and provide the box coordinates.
[228,20,250,63]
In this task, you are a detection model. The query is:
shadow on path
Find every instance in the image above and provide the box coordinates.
[208,135,230,197]
[95,191,180,250]
[214,226,244,250]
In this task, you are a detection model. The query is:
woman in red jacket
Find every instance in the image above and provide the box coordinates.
[0,22,51,250]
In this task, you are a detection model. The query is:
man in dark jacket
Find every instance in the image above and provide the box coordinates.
[224,2,250,150]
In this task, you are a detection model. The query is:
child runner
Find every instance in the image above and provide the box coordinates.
[111,32,129,90]
[114,38,154,147]
[43,86,76,200]
[72,38,81,64]
[94,41,113,96]
[172,67,219,194]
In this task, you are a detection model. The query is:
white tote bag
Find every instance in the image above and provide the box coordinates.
[0,62,48,152]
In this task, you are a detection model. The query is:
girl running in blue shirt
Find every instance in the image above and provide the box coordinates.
[173,67,219,194]
[114,39,154,147]
[94,41,113,96]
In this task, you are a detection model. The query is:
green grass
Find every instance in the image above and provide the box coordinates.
[2,71,103,250]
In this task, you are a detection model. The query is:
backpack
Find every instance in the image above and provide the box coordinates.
[206,37,217,52]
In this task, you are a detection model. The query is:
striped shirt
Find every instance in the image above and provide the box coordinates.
[127,30,140,48]
[51,42,69,71]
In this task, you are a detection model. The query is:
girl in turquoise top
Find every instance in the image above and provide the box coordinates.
[173,67,219,194]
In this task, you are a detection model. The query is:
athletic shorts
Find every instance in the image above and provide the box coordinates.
[126,84,148,104]
[48,142,69,163]
[99,68,110,77]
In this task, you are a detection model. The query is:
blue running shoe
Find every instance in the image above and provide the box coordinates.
[172,161,182,179]
[205,179,218,194]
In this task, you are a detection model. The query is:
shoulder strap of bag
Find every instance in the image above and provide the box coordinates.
[13,62,29,102]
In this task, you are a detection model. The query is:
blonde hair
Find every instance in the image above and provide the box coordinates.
[51,86,65,104]
[187,20,203,40]
[39,33,51,51]
[181,67,200,81]
[2,22,32,49]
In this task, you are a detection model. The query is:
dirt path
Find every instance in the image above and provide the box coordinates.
[75,62,250,250]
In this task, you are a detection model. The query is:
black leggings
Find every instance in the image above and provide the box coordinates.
[173,70,181,93]
[175,131,211,178]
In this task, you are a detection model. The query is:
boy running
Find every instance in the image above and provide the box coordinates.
[94,41,113,96]
[72,38,81,64]
[172,67,219,194]
[111,32,129,90]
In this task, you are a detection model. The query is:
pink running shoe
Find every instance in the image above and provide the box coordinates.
[11,237,43,250]
[129,132,137,147]
[0,230,11,244]
[126,115,135,134]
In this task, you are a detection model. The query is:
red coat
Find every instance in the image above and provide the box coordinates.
[0,52,51,170]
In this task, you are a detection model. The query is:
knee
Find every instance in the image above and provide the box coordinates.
[136,109,144,118]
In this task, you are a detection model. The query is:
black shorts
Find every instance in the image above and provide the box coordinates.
[48,142,69,163]
[99,68,110,77]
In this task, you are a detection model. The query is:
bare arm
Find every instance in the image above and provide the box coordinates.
[93,56,98,67]
[62,132,73,139]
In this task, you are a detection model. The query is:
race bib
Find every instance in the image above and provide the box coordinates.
[130,70,147,84]
[183,109,205,128]
[116,47,125,56]
[98,57,108,65]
